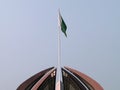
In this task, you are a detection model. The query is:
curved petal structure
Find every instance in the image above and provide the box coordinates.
[62,66,103,90]
[17,67,56,90]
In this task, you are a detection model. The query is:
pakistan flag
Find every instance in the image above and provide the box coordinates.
[58,12,67,37]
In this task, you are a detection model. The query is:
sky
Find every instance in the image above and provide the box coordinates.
[0,0,120,90]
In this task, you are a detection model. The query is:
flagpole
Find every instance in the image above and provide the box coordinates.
[57,9,61,82]
[56,9,67,90]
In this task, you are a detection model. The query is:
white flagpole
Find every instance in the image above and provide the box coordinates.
[57,9,61,82]
[55,10,61,90]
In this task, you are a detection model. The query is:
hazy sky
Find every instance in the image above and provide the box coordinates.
[0,0,120,90]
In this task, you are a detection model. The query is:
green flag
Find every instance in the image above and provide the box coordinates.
[58,12,67,37]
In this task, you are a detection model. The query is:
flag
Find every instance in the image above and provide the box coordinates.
[58,11,67,37]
